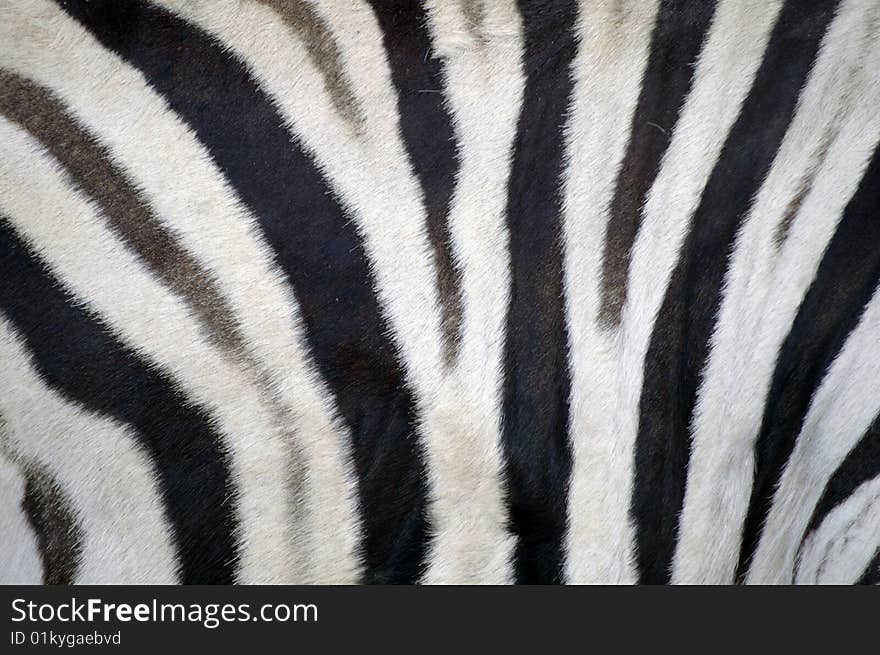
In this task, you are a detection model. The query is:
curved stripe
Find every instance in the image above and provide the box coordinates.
[0,220,237,583]
[674,0,880,584]
[500,0,578,584]
[56,0,429,583]
[744,279,880,583]
[796,472,880,584]
[0,111,305,583]
[366,0,463,363]
[256,0,365,132]
[804,413,880,548]
[0,0,362,583]
[771,4,879,248]
[0,322,180,584]
[0,69,248,360]
[633,0,839,584]
[157,0,442,584]
[168,0,448,401]
[292,0,498,584]
[0,64,314,583]
[247,0,516,583]
[615,0,783,584]
[738,143,880,581]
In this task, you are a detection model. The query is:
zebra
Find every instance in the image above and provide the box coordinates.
[0,0,878,585]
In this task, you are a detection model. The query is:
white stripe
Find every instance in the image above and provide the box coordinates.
[0,117,298,583]
[0,0,362,583]
[795,473,880,584]
[418,0,524,583]
[561,0,660,584]
[747,287,880,583]
[674,0,880,584]
[0,319,179,584]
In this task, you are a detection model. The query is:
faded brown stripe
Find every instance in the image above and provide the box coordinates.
[21,467,83,585]
[0,69,248,359]
[773,16,876,248]
[258,0,365,131]
[773,110,844,248]
[460,0,487,44]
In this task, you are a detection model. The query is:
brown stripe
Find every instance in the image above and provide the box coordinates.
[0,69,249,359]
[773,16,876,248]
[258,0,365,132]
[21,466,84,585]
[772,112,843,248]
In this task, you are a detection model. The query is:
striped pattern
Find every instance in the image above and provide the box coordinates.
[1,0,878,585]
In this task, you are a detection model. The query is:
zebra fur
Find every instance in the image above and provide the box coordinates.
[1,0,879,585]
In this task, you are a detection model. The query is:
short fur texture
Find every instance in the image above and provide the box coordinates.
[1,0,879,584]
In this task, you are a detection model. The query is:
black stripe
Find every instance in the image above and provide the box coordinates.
[632,0,840,584]
[500,0,577,584]
[802,411,880,551]
[0,219,237,584]
[598,0,716,329]
[858,550,880,585]
[57,0,430,583]
[366,0,463,364]
[737,142,880,580]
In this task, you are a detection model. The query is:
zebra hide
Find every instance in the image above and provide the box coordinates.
[0,0,879,585]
